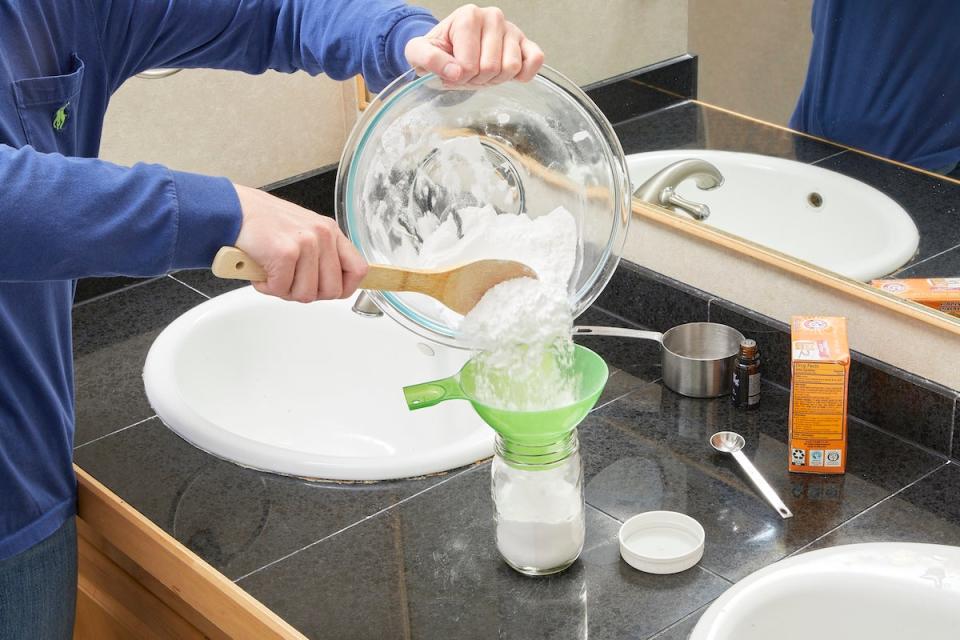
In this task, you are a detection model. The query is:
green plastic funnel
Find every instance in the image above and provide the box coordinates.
[403,345,608,448]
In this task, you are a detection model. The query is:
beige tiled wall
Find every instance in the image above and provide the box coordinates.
[417,0,689,86]
[99,70,355,188]
[99,1,688,187]
[689,0,813,125]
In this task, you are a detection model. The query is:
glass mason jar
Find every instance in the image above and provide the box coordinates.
[491,430,585,576]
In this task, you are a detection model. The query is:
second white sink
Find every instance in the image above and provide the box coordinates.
[691,543,960,639]
[628,150,920,281]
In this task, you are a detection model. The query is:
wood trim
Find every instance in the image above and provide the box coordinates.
[631,200,960,336]
[76,524,204,639]
[76,466,305,640]
[354,76,372,111]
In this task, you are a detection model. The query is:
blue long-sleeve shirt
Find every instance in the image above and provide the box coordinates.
[0,0,436,559]
[791,0,960,170]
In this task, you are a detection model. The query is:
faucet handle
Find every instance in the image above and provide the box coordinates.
[662,187,711,220]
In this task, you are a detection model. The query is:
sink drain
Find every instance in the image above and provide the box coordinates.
[807,192,824,208]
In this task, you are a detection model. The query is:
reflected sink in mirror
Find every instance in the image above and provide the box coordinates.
[143,288,492,481]
[691,543,960,639]
[628,150,920,281]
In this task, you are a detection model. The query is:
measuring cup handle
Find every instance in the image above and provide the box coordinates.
[403,376,467,410]
[572,326,663,342]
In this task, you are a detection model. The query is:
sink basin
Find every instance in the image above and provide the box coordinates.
[143,287,492,481]
[627,150,920,281]
[691,543,960,639]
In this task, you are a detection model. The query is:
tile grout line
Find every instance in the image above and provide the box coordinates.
[697,563,732,585]
[611,99,691,128]
[590,377,664,413]
[848,412,950,462]
[585,503,730,585]
[949,397,958,460]
[706,297,722,322]
[646,601,717,640]
[588,305,644,329]
[766,372,952,461]
[166,274,212,300]
[72,276,166,308]
[788,461,950,558]
[233,463,487,584]
[584,502,625,526]
[73,414,157,451]
[808,149,848,166]
[894,242,960,275]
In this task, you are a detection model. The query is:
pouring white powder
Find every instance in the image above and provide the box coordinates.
[420,205,580,411]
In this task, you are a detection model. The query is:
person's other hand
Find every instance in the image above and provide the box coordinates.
[232,184,368,303]
[405,4,544,86]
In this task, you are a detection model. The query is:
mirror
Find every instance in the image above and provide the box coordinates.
[629,0,960,328]
[352,1,959,342]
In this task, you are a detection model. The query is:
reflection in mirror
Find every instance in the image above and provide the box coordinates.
[635,0,959,321]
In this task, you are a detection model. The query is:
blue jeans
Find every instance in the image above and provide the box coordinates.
[0,517,76,640]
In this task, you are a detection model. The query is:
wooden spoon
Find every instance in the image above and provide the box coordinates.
[211,246,537,315]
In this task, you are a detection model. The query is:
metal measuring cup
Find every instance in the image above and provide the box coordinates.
[573,322,745,398]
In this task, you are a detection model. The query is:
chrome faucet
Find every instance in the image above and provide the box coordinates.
[351,291,383,317]
[632,158,724,220]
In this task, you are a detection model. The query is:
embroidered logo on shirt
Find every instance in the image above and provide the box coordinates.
[53,102,69,131]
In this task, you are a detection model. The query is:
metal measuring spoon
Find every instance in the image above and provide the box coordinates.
[710,431,793,519]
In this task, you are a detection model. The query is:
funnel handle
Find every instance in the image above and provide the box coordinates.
[403,376,467,410]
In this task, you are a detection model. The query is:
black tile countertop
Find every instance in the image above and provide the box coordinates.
[73,274,960,639]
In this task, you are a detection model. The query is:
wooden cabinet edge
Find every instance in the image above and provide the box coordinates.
[355,76,372,111]
[75,465,305,640]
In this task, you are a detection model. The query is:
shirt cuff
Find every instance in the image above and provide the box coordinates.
[169,170,243,270]
[382,9,438,87]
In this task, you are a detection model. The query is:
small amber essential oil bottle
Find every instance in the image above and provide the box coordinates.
[731,339,761,409]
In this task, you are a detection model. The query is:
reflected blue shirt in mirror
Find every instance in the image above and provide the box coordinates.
[791,0,960,171]
[0,0,435,560]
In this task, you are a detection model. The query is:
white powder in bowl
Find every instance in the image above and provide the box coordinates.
[417,204,578,291]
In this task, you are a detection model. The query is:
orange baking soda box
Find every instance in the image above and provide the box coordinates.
[871,278,960,317]
[788,317,849,474]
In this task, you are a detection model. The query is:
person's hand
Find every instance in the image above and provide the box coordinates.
[405,4,544,86]
[231,185,368,303]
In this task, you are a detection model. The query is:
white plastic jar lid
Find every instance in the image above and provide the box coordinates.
[618,511,705,574]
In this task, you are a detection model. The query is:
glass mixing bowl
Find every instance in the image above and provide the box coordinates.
[336,65,631,347]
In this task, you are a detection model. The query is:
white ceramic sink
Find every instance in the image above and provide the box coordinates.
[143,287,492,481]
[691,543,960,640]
[627,150,920,281]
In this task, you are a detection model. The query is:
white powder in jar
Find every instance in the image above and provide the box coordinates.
[493,463,585,572]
